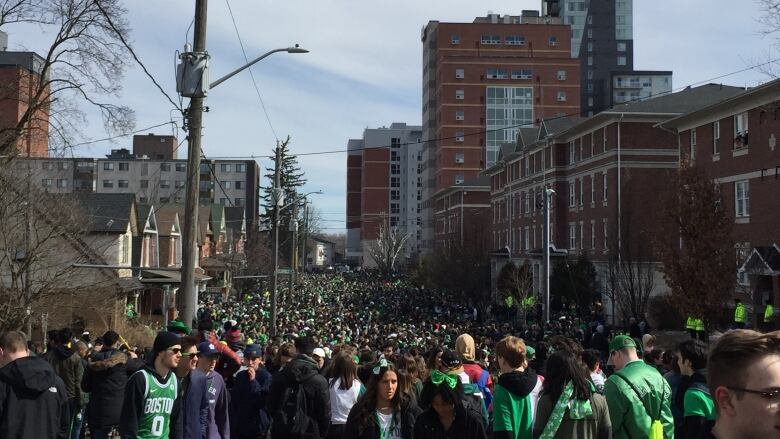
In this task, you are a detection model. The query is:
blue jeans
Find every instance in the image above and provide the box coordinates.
[69,404,84,439]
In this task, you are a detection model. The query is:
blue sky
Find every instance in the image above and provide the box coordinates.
[5,0,775,232]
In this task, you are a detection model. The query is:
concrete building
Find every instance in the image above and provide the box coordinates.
[542,0,672,115]
[421,11,581,253]
[485,83,746,321]
[346,123,423,266]
[660,79,780,315]
[611,71,673,105]
[0,48,49,157]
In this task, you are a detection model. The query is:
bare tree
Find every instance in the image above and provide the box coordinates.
[497,261,534,321]
[367,214,410,274]
[604,255,656,323]
[0,0,138,158]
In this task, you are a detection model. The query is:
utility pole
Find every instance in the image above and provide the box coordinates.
[543,186,554,323]
[301,200,309,273]
[270,144,282,336]
[180,0,208,327]
[290,202,298,297]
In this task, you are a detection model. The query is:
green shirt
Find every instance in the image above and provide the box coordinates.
[683,389,715,420]
[493,383,534,439]
[605,360,674,439]
[137,369,178,438]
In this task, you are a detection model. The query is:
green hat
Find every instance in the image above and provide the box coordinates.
[525,345,536,359]
[167,319,191,335]
[608,335,637,354]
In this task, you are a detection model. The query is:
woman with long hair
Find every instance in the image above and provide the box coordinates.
[414,371,487,439]
[344,359,421,439]
[532,350,611,439]
[327,351,364,439]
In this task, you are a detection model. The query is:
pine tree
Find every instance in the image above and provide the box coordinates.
[259,136,307,228]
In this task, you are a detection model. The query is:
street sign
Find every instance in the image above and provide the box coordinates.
[276,268,293,275]
[205,286,223,293]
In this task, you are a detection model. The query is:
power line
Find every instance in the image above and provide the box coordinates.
[69,121,177,148]
[223,0,280,143]
[92,0,183,113]
[204,58,780,160]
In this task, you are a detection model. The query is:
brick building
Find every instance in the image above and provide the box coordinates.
[485,84,746,320]
[433,176,491,248]
[420,11,581,254]
[132,133,178,160]
[346,123,423,266]
[660,79,780,315]
[0,49,49,157]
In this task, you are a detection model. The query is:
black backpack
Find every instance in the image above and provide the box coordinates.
[272,381,317,439]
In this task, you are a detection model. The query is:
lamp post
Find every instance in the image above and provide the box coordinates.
[178,41,308,327]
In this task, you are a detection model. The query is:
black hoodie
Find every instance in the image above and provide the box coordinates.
[267,354,331,439]
[0,355,68,439]
[493,369,538,439]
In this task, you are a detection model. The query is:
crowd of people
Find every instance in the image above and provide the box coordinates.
[0,272,779,439]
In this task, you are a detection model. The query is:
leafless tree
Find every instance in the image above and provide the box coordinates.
[368,214,411,274]
[0,0,138,158]
[604,255,656,324]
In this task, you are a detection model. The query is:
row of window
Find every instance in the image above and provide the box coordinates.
[454,88,566,101]
[457,68,566,81]
[101,162,247,172]
[568,220,610,251]
[569,130,611,164]
[688,113,749,159]
[99,180,245,190]
[450,34,560,47]
[568,174,608,207]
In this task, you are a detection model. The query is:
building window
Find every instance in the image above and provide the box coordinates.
[42,162,53,170]
[57,162,69,171]
[455,68,464,79]
[603,172,608,200]
[587,28,593,38]
[505,35,526,45]
[569,181,576,207]
[455,132,464,142]
[590,175,595,203]
[220,164,232,173]
[103,162,114,171]
[391,190,400,201]
[118,180,129,188]
[235,198,244,206]
[118,162,129,171]
[579,222,584,249]
[587,56,593,66]
[524,227,530,250]
[511,69,533,79]
[391,150,400,162]
[557,70,566,81]
[587,69,594,80]
[140,180,149,188]
[160,180,170,189]
[557,91,567,101]
[549,36,558,46]
[481,35,500,44]
[588,15,593,24]
[173,180,183,189]
[588,97,594,107]
[220,198,228,205]
[579,180,584,206]
[455,174,464,185]
[734,112,749,148]
[161,162,171,172]
[569,141,576,164]
[390,164,400,175]
[451,35,460,44]
[103,180,113,188]
[222,181,231,189]
[121,235,129,264]
[569,224,577,249]
[42,178,52,187]
[617,42,627,52]
[690,128,697,160]
[455,152,464,163]
[735,180,749,217]
[713,121,720,155]
[235,181,244,189]
[455,90,464,100]
[390,177,400,188]
[603,220,608,249]
[617,56,627,66]
[236,163,246,172]
[591,222,596,249]
[176,163,186,172]
[486,68,508,79]
[455,110,464,121]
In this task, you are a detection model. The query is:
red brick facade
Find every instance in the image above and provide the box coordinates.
[0,65,49,157]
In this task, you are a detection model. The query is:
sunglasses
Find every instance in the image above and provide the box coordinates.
[181,352,200,358]
[167,347,182,355]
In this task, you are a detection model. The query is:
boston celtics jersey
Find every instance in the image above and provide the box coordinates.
[136,369,178,438]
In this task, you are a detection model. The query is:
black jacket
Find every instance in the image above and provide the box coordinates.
[47,345,84,402]
[676,370,714,439]
[343,400,422,439]
[0,355,68,439]
[81,348,129,429]
[268,354,331,439]
[230,367,273,437]
[414,405,486,439]
[119,364,183,439]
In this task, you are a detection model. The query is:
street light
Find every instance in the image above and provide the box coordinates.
[210,45,309,89]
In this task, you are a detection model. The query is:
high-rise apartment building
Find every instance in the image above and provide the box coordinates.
[543,0,672,115]
[346,123,423,266]
[0,46,49,157]
[420,12,581,252]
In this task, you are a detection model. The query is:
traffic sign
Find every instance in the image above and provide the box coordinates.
[276,268,293,275]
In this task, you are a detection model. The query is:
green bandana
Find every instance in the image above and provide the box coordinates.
[430,370,458,389]
[539,381,593,439]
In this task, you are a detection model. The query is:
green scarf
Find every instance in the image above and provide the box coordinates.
[539,381,593,439]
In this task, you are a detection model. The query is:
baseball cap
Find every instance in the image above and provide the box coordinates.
[525,345,536,360]
[244,344,263,358]
[607,335,637,366]
[197,341,220,357]
[312,348,326,359]
[440,349,462,369]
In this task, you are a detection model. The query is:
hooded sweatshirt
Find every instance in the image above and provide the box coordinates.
[0,355,68,439]
[48,344,84,401]
[81,347,129,429]
[267,354,331,439]
[493,369,538,439]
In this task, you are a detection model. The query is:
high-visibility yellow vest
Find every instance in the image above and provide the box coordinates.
[765,305,774,323]
[686,316,696,330]
[694,318,705,332]
[735,304,746,323]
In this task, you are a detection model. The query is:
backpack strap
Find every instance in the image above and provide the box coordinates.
[613,371,665,421]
